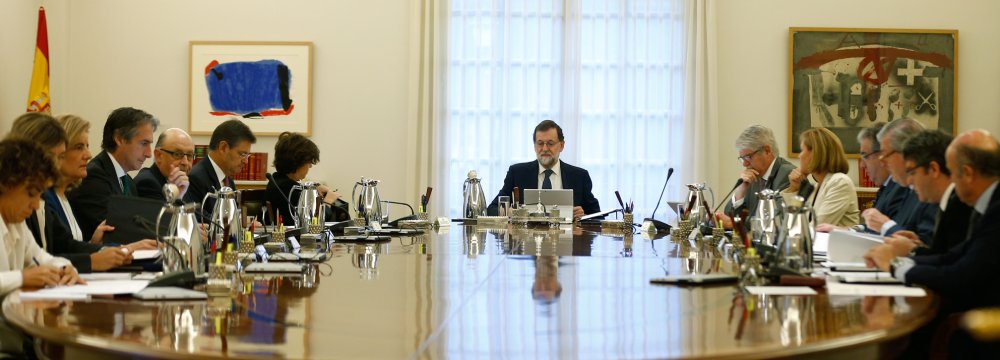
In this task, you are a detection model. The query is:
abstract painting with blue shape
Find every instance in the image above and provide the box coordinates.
[204,59,294,118]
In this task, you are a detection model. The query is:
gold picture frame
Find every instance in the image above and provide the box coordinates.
[788,28,957,158]
[189,41,313,136]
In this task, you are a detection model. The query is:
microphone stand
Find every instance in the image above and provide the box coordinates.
[643,168,674,232]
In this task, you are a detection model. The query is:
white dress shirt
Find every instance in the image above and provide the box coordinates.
[108,152,128,192]
[0,214,72,295]
[537,161,563,190]
[209,156,229,188]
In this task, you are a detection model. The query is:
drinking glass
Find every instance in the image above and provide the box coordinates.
[498,196,511,217]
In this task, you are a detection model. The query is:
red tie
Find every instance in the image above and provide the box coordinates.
[222,177,230,187]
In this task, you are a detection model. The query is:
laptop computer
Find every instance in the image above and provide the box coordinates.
[104,195,170,244]
[522,189,574,223]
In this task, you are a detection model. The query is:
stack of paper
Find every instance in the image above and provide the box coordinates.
[131,249,161,260]
[18,280,150,301]
[827,229,884,263]
[826,282,927,297]
[812,232,829,262]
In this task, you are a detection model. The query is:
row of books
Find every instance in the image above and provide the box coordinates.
[192,145,269,181]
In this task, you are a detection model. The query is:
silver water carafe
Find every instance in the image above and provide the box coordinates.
[352,177,383,228]
[463,170,487,219]
[774,193,816,273]
[201,186,244,253]
[289,181,321,229]
[683,183,714,228]
[157,184,205,275]
[752,189,785,247]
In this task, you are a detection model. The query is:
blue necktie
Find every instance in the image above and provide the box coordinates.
[542,169,553,189]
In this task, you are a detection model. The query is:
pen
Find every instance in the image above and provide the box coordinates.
[615,191,625,210]
[32,257,40,266]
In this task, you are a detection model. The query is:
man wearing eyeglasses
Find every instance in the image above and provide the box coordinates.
[184,119,257,211]
[857,122,909,217]
[135,128,194,201]
[876,130,972,257]
[718,125,796,230]
[68,107,159,239]
[817,122,910,233]
[860,118,937,244]
[486,120,600,220]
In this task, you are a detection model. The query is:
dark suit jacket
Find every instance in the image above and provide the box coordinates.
[873,178,908,219]
[67,151,137,240]
[486,160,600,215]
[26,205,104,273]
[907,186,1000,312]
[266,172,299,226]
[184,157,234,214]
[134,165,168,202]
[884,189,937,245]
[724,157,796,228]
[915,191,973,256]
[42,189,69,227]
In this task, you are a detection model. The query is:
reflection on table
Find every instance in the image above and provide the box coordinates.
[3,225,935,359]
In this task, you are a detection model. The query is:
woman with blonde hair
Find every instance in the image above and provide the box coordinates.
[785,127,860,226]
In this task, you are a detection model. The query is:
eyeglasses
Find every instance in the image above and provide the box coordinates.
[878,149,898,161]
[159,149,195,161]
[904,165,925,177]
[738,148,763,163]
[535,140,561,148]
[237,151,252,160]
[860,150,878,160]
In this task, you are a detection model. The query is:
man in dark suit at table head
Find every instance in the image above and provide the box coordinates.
[67,107,159,240]
[486,120,600,219]
[717,125,796,230]
[881,130,972,256]
[184,119,256,208]
[862,118,937,244]
[134,128,194,201]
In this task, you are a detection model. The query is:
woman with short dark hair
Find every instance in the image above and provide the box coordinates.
[266,132,344,226]
[0,138,86,291]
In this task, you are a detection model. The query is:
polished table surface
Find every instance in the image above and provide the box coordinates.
[3,225,937,359]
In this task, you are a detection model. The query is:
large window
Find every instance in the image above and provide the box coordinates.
[446,0,687,219]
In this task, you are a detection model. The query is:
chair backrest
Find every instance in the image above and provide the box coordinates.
[240,189,268,224]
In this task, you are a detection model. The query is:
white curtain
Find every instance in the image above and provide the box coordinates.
[435,0,714,220]
[408,0,451,216]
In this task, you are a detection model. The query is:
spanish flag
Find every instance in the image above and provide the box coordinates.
[26,6,50,113]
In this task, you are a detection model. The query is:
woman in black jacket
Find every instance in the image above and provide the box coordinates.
[266,132,344,226]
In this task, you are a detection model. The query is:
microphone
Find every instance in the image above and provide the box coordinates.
[712,178,745,216]
[642,168,674,232]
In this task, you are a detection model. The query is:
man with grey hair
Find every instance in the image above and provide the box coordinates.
[858,122,908,218]
[135,128,194,201]
[864,129,1000,358]
[718,125,796,229]
[69,107,159,239]
[861,118,936,243]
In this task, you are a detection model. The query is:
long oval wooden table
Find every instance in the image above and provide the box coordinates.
[3,224,936,359]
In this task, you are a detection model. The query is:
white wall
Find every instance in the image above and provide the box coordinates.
[4,0,998,206]
[715,0,1000,192]
[2,0,416,204]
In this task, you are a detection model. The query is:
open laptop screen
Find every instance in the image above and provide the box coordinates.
[522,189,574,222]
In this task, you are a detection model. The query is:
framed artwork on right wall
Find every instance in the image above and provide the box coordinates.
[788,28,958,158]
